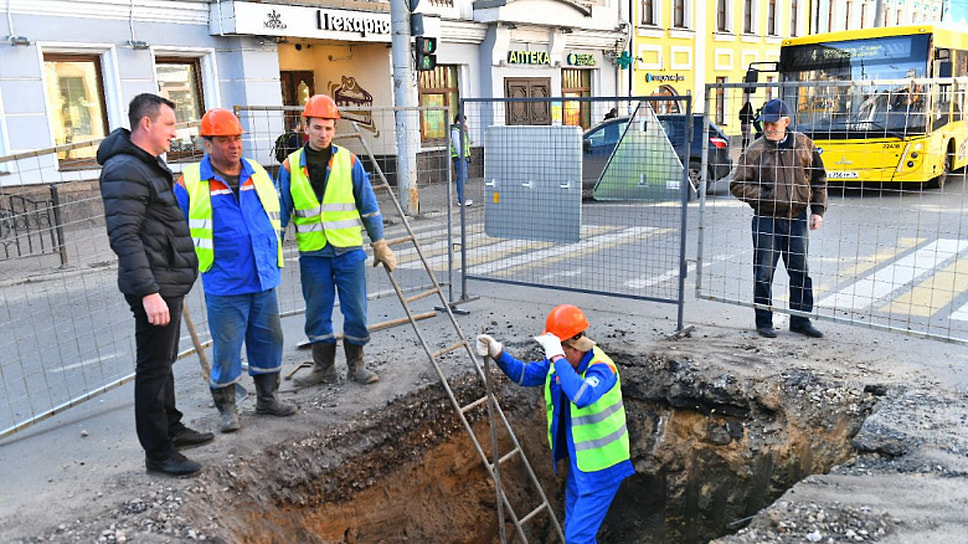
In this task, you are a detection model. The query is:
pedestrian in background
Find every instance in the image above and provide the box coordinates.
[97,93,213,476]
[277,94,396,387]
[476,304,634,543]
[729,98,827,339]
[175,108,296,434]
[450,114,473,206]
[739,97,755,149]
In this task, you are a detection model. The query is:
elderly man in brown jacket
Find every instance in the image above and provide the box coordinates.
[729,98,827,339]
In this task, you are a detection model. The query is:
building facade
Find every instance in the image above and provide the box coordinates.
[0,0,627,187]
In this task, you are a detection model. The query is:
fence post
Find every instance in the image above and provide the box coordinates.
[48,184,68,267]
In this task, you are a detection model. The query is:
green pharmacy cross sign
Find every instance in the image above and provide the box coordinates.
[616,51,633,70]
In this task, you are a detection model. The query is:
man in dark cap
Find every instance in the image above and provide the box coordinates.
[729,98,828,339]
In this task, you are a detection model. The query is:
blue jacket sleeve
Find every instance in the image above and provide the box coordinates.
[351,156,384,243]
[277,161,294,230]
[174,177,190,222]
[553,359,618,409]
[494,351,550,387]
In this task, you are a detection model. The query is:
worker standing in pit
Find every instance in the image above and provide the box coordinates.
[476,304,634,543]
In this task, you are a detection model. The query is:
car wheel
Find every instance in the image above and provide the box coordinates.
[927,145,953,190]
[688,162,705,196]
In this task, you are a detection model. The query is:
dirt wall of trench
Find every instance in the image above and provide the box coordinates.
[184,348,878,544]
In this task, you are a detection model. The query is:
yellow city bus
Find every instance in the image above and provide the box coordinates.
[776,25,968,188]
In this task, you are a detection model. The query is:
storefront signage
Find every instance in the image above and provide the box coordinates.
[507,50,551,65]
[318,10,391,37]
[645,73,686,83]
[566,53,596,67]
[211,1,398,43]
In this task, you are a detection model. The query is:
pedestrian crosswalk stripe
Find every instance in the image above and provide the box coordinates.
[879,255,968,318]
[469,227,661,277]
[394,225,625,270]
[816,239,968,312]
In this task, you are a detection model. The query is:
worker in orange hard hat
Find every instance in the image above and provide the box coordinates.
[476,304,634,543]
[277,94,396,387]
[175,107,295,434]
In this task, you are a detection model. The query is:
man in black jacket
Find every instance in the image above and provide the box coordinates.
[98,94,214,476]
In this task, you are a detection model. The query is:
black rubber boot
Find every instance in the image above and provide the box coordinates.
[294,342,339,386]
[344,342,379,385]
[211,386,240,433]
[253,373,297,417]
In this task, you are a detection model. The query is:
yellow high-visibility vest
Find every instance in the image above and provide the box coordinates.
[287,147,363,251]
[544,346,630,472]
[182,159,283,273]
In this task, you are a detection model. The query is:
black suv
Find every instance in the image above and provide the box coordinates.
[582,113,733,196]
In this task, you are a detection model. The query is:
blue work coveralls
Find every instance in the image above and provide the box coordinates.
[276,144,384,346]
[495,349,635,543]
[175,157,283,388]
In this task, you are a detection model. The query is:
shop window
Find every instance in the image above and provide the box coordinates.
[417,65,459,144]
[155,58,205,162]
[561,69,591,129]
[43,53,109,167]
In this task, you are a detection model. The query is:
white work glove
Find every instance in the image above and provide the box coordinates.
[476,334,503,358]
[533,333,565,361]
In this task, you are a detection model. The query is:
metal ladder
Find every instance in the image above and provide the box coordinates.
[342,125,565,543]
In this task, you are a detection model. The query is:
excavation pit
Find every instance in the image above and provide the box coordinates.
[185,346,878,543]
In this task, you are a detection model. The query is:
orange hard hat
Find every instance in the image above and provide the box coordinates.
[543,304,589,340]
[302,94,341,120]
[199,108,244,137]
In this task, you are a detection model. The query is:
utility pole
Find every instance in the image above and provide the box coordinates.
[874,0,885,26]
[390,0,419,215]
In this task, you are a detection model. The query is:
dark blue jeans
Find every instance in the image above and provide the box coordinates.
[452,156,467,204]
[752,212,814,329]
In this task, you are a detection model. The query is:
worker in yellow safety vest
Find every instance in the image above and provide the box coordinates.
[175,108,296,434]
[276,94,396,387]
[476,304,634,544]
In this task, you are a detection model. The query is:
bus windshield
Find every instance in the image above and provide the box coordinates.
[779,34,931,138]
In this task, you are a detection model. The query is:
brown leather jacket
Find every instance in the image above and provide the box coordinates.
[729,131,827,219]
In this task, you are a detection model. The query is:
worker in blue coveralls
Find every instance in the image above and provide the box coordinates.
[476,304,634,543]
[277,94,397,387]
[175,108,296,433]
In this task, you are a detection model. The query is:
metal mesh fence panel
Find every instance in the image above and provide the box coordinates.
[0,125,204,438]
[1,106,456,437]
[458,96,692,313]
[698,79,968,343]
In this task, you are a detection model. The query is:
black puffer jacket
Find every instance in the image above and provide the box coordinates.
[97,129,198,298]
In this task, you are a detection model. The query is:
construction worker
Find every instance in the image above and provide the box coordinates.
[450,114,472,206]
[175,108,296,433]
[277,94,396,386]
[476,304,634,543]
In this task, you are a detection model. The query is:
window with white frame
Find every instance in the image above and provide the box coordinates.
[716,0,729,31]
[155,57,205,162]
[791,0,799,36]
[43,53,109,167]
[673,0,688,28]
[641,0,656,25]
[768,0,777,35]
[743,0,755,34]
